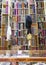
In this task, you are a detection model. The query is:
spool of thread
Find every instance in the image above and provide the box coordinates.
[6,6,8,14]
[22,2,24,9]
[14,9,16,15]
[21,24,23,29]
[18,31,21,36]
[6,1,8,14]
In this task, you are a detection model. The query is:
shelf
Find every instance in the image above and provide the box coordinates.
[18,21,25,23]
[30,3,35,5]
[12,8,28,10]
[0,57,46,62]
[36,7,44,10]
[11,29,27,31]
[18,36,26,38]
[31,46,39,47]
[36,1,44,2]
[38,36,46,38]
[2,13,8,16]
[36,13,45,15]
[12,14,28,16]
[31,23,38,27]
[30,13,36,15]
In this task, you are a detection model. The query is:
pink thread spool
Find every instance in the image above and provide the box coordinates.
[6,1,8,14]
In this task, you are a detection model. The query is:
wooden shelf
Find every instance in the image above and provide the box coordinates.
[31,23,38,27]
[30,3,35,6]
[31,46,39,47]
[2,14,8,16]
[12,8,28,10]
[0,46,7,50]
[0,57,46,62]
[36,7,44,10]
[36,1,44,2]
[18,36,25,38]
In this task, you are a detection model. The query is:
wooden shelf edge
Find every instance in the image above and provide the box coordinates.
[0,57,46,62]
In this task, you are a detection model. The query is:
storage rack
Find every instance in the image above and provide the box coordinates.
[10,0,40,50]
[11,0,30,50]
[35,0,46,50]
[1,0,11,50]
[0,0,46,50]
[1,0,8,49]
[28,0,39,50]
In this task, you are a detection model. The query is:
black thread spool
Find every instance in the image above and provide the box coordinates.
[26,15,32,34]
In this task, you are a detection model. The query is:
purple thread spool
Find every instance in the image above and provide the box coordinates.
[14,9,16,15]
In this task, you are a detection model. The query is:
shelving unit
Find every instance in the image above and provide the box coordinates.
[1,0,11,49]
[0,1,46,65]
[28,0,39,50]
[35,0,46,50]
[10,0,40,50]
[0,0,46,50]
[11,0,29,50]
[0,0,46,64]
